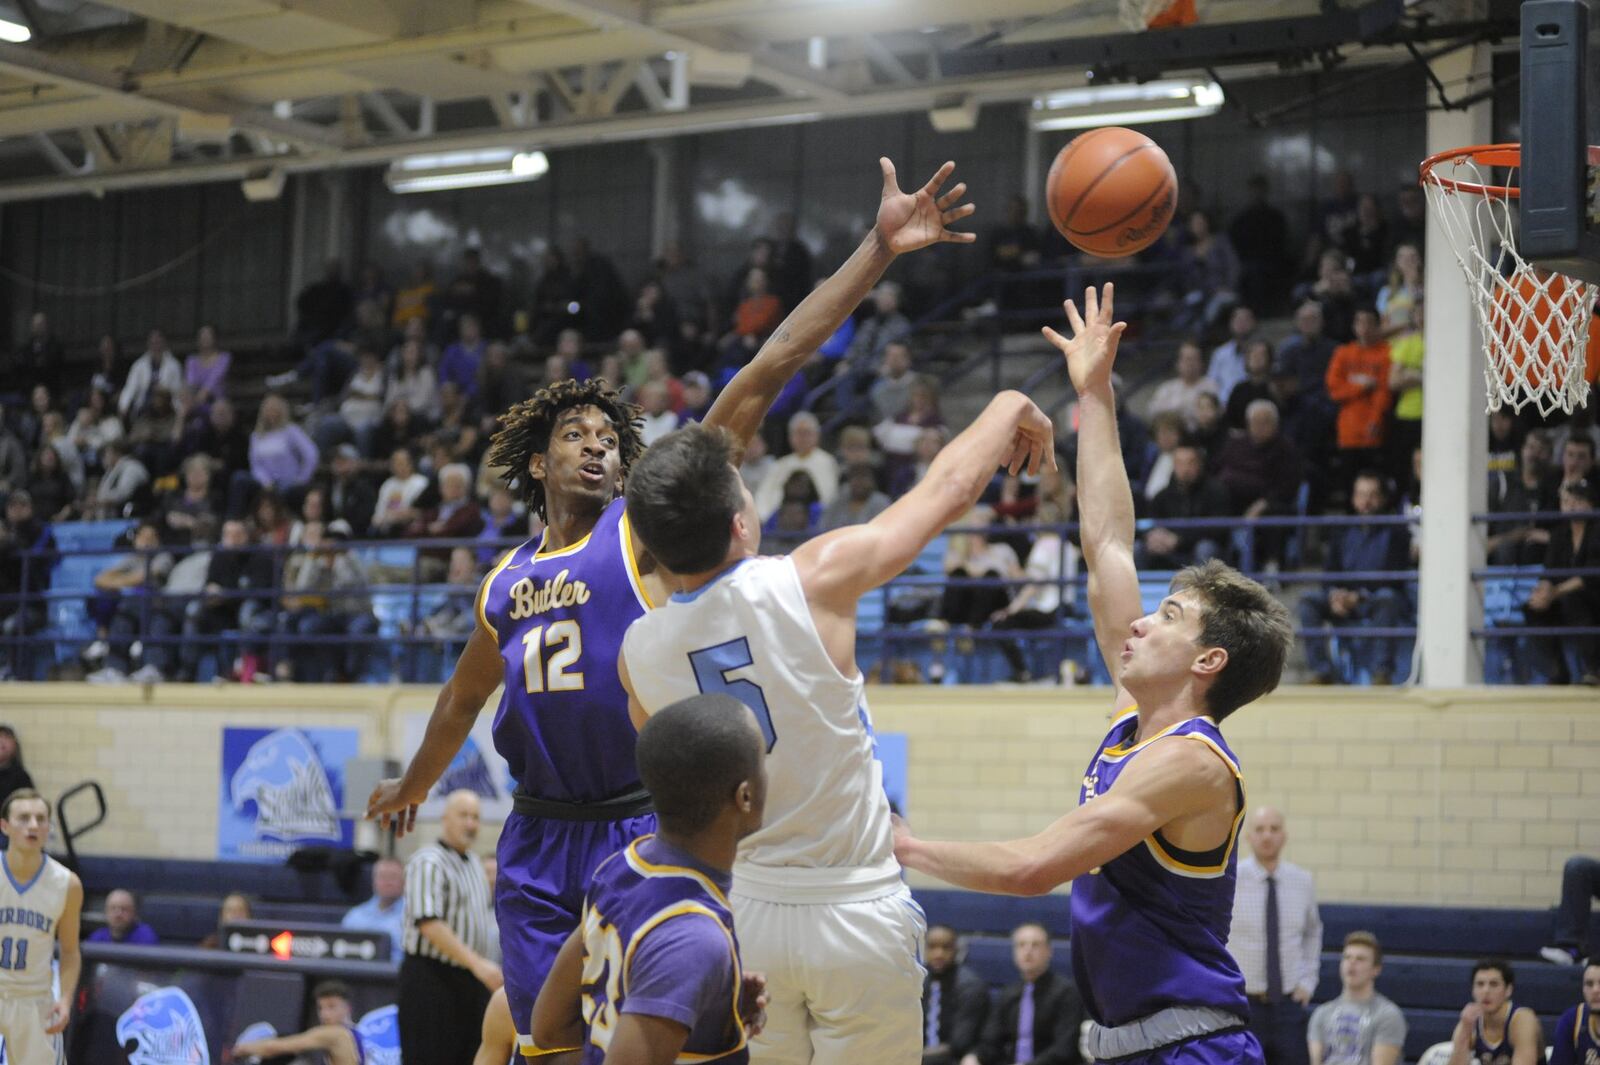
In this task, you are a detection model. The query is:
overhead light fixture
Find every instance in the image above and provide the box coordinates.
[1028,78,1224,132]
[384,148,548,194]
[241,168,286,202]
[929,97,979,133]
[0,16,31,42]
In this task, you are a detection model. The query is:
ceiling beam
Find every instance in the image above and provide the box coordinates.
[0,40,344,151]
[858,35,917,85]
[515,0,846,101]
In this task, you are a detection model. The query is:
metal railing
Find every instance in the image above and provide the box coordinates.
[5,507,1597,685]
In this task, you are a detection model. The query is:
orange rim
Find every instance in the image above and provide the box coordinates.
[1419,142,1600,199]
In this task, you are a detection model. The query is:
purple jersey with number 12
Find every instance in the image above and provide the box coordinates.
[476,496,655,802]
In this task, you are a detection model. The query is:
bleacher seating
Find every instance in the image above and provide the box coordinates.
[911,889,1579,1062]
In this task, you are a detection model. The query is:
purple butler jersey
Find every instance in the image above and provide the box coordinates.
[580,836,748,1064]
[1071,710,1250,1028]
[477,496,654,801]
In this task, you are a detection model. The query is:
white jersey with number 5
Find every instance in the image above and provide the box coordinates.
[620,555,898,899]
[0,855,70,997]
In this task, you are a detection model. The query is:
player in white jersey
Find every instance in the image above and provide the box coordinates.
[617,392,1055,1065]
[0,789,82,1065]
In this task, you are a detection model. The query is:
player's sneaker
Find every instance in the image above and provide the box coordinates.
[1540,945,1579,965]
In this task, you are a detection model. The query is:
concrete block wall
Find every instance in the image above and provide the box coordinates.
[2,684,1595,907]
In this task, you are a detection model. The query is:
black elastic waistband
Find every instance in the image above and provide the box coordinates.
[512,786,654,822]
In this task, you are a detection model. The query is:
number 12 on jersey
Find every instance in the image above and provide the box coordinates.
[688,638,777,751]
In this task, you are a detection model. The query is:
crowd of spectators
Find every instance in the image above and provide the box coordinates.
[1,170,1597,686]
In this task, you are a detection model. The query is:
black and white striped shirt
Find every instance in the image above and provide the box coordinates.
[402,842,494,966]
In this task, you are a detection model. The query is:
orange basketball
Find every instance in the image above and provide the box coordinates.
[1488,272,1600,392]
[1046,127,1177,258]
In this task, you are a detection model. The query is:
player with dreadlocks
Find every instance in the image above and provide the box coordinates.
[369,156,978,1059]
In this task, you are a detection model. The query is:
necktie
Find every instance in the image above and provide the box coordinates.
[1265,874,1284,999]
[926,980,942,1046]
[1016,982,1036,1061]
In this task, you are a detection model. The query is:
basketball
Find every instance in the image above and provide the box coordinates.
[1046,127,1177,257]
[1488,271,1600,394]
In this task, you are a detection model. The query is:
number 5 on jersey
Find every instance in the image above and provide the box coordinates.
[522,620,583,694]
[688,638,777,752]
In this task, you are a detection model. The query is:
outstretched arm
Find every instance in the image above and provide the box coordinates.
[702,158,975,455]
[236,1026,348,1060]
[893,735,1232,896]
[1042,284,1142,693]
[366,619,503,836]
[793,391,1053,614]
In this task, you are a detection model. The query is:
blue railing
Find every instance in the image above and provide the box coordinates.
[5,508,1597,685]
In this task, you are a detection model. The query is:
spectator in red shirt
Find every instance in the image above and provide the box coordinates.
[1325,307,1392,502]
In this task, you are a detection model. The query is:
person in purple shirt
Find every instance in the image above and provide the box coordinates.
[532,692,769,1065]
[440,315,487,398]
[184,325,232,417]
[86,889,160,946]
[234,394,319,514]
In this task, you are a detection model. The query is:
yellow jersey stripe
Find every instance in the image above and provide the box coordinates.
[534,525,597,559]
[623,838,732,909]
[476,542,526,639]
[618,510,657,611]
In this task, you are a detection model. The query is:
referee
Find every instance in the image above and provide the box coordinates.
[400,789,501,1065]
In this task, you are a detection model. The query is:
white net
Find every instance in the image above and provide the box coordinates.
[1422,147,1596,417]
[1119,0,1174,31]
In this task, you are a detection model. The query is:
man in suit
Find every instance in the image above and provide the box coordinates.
[975,923,1083,1065]
[923,924,989,1065]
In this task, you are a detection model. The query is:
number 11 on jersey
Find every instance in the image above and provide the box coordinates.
[688,638,777,751]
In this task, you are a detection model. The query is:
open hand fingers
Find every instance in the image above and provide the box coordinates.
[941,202,976,228]
[1063,298,1085,335]
[935,181,967,210]
[879,156,899,196]
[920,160,956,198]
[1040,325,1069,353]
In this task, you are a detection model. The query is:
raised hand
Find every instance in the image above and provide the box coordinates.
[1042,283,1128,395]
[1003,397,1057,478]
[876,159,977,254]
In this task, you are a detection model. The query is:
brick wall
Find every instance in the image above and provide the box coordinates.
[4,684,1595,907]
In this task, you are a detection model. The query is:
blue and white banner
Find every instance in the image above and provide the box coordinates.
[357,1004,401,1065]
[219,727,357,861]
[115,986,211,1065]
[402,713,516,822]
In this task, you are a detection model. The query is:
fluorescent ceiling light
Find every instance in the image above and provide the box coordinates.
[1028,79,1224,132]
[0,16,31,42]
[385,148,548,194]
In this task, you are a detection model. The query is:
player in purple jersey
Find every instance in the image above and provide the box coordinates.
[1447,960,1544,1065]
[234,981,367,1065]
[532,693,769,1065]
[1550,962,1600,1065]
[894,285,1295,1065]
[368,157,978,1057]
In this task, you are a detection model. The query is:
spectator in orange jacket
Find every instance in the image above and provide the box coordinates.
[1325,307,1392,502]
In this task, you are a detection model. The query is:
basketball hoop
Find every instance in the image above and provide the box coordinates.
[1119,0,1198,32]
[1420,142,1599,416]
